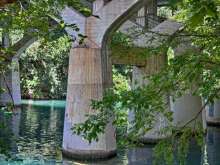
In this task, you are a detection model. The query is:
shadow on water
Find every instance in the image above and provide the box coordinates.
[0,108,15,157]
[0,100,219,165]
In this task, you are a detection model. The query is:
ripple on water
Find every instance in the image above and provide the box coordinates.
[0,100,220,165]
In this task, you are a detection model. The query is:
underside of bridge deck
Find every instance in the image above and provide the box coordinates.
[0,0,208,160]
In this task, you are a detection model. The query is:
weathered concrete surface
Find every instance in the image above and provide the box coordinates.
[127,15,182,143]
[171,94,203,128]
[0,30,36,106]
[130,65,170,143]
[87,0,149,46]
[62,0,148,47]
[133,20,182,48]
[61,7,87,47]
[130,55,169,143]
[206,100,220,126]
[111,19,182,66]
[0,32,22,106]
[171,40,205,130]
[63,0,157,159]
[0,58,21,106]
[63,48,116,159]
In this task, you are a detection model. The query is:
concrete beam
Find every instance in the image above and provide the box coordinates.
[206,101,220,126]
[86,0,149,46]
[111,20,182,66]
[171,94,204,128]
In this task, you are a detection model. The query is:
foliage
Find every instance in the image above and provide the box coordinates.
[0,0,219,163]
[20,36,71,99]
[0,0,94,100]
[0,0,90,154]
[73,0,220,164]
[73,66,131,144]
[0,0,94,68]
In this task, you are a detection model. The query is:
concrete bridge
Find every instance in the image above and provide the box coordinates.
[0,0,219,160]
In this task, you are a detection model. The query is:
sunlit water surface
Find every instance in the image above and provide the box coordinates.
[0,100,219,165]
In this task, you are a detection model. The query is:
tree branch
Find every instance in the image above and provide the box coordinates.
[182,88,220,129]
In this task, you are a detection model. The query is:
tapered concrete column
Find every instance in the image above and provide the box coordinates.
[206,100,220,126]
[171,94,204,128]
[0,58,21,106]
[0,33,21,106]
[62,48,116,159]
[129,54,169,143]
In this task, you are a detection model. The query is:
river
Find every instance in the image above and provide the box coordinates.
[0,100,219,165]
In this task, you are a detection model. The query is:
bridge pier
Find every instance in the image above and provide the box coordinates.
[206,100,220,126]
[0,57,21,106]
[171,94,205,128]
[62,48,116,159]
[130,54,169,143]
[171,40,206,130]
[62,0,177,158]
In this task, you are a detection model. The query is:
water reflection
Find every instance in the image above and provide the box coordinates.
[206,127,220,165]
[0,108,15,156]
[18,101,65,159]
[0,100,220,165]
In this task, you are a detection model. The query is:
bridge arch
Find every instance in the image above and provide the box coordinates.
[62,0,156,160]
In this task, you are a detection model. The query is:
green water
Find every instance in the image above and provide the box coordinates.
[0,100,219,165]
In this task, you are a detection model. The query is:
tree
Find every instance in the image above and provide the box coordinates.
[20,36,71,99]
[0,0,92,156]
[0,0,91,61]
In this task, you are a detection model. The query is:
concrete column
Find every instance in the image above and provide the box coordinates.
[0,57,21,106]
[130,54,169,143]
[0,32,21,106]
[171,94,204,128]
[206,100,220,126]
[171,40,206,130]
[145,0,157,29]
[137,7,145,27]
[62,48,116,159]
[93,0,104,14]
